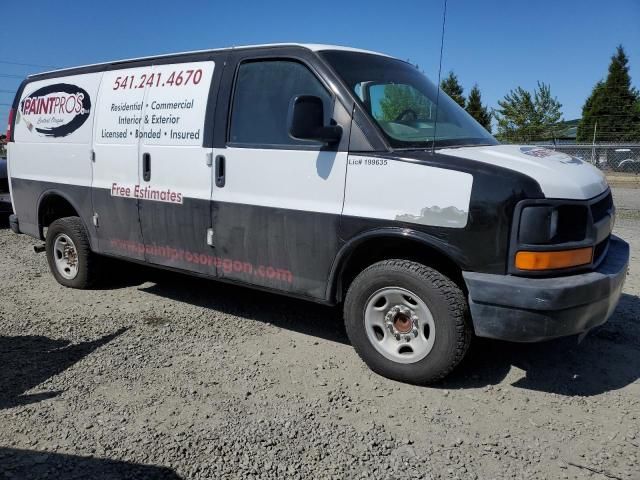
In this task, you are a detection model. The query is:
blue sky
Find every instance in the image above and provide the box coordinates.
[2,0,639,127]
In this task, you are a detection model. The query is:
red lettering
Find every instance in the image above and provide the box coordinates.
[107,239,293,284]
[223,259,233,273]
[76,93,84,113]
[65,96,76,114]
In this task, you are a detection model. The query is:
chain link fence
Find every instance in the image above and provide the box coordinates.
[517,143,640,174]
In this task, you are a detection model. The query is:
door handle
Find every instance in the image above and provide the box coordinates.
[143,153,151,182]
[215,155,225,188]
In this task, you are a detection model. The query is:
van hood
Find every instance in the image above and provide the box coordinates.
[438,144,608,200]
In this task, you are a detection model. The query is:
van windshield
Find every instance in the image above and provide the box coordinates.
[320,50,498,149]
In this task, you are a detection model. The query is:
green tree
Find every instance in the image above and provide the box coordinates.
[465,84,492,132]
[577,45,640,142]
[440,71,465,108]
[379,84,429,121]
[494,82,562,142]
[576,81,606,142]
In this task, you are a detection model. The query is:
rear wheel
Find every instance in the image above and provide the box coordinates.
[45,217,99,289]
[344,259,471,384]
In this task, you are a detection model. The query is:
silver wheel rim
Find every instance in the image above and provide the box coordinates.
[53,233,79,280]
[364,287,436,364]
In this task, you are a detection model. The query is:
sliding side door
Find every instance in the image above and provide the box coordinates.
[137,60,218,275]
[92,67,149,259]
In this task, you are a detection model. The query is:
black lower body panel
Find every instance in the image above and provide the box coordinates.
[463,236,630,342]
[9,214,19,233]
[0,192,12,213]
[8,177,344,300]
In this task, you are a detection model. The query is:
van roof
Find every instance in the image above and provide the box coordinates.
[29,43,392,78]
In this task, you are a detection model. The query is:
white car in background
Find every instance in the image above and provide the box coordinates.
[612,148,640,173]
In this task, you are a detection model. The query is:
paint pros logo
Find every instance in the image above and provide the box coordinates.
[519,146,557,158]
[519,146,582,165]
[19,83,91,137]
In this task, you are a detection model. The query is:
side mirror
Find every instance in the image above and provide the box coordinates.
[289,95,342,144]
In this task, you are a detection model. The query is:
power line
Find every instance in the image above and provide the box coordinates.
[0,74,23,79]
[0,60,59,69]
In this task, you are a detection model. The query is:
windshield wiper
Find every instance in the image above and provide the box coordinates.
[437,143,494,150]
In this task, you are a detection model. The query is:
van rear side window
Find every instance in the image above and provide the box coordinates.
[229,60,331,147]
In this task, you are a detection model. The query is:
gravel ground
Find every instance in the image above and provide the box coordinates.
[0,188,638,480]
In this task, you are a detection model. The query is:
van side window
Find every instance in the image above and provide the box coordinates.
[229,60,331,147]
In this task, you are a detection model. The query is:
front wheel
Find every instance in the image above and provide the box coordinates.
[344,259,471,384]
[45,217,99,289]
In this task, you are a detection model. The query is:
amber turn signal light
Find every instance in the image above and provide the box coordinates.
[515,247,593,271]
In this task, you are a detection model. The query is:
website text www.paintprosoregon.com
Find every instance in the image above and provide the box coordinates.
[109,239,293,283]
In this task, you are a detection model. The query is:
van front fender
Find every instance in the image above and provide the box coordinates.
[326,227,466,303]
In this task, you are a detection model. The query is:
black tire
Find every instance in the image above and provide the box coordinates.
[344,259,471,385]
[45,217,99,289]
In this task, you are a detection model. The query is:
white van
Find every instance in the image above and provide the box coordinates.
[6,44,629,384]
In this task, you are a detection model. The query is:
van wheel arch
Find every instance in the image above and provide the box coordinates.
[37,191,84,240]
[329,230,465,303]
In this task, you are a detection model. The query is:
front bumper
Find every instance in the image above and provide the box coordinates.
[463,235,629,342]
